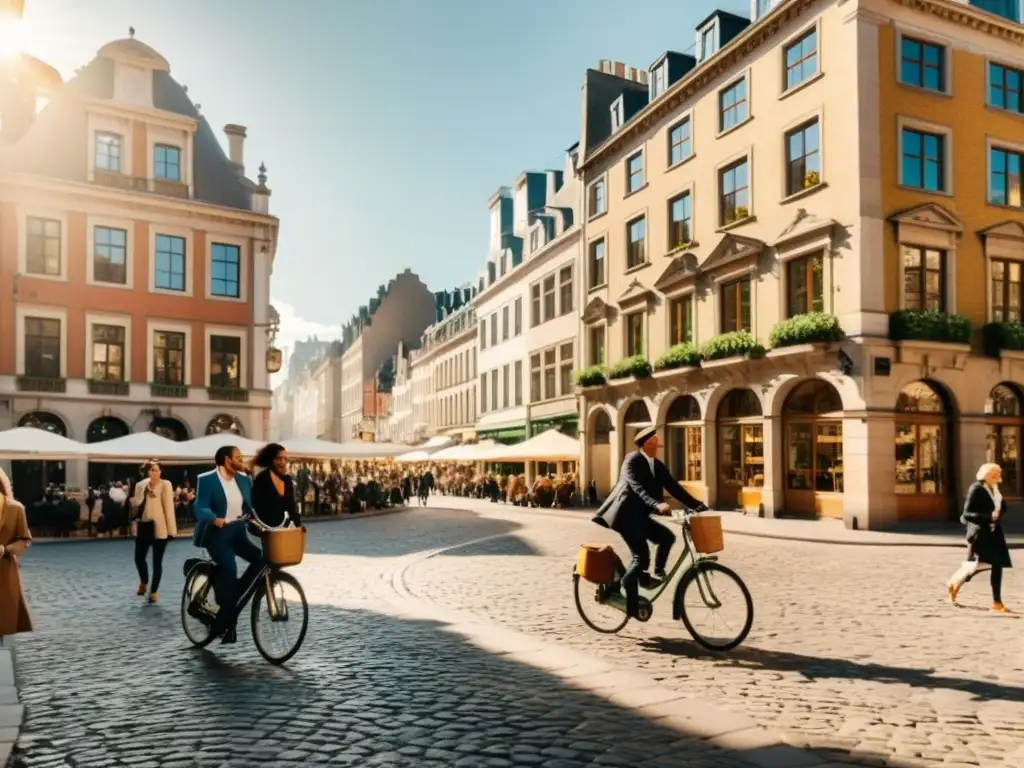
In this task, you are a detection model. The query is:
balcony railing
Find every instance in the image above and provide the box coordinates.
[88,379,130,396]
[150,383,189,398]
[17,376,66,393]
[208,386,249,403]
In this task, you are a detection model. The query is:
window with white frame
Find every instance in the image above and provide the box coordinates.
[153,330,186,385]
[989,61,1023,115]
[720,77,749,132]
[210,335,241,388]
[25,216,62,277]
[589,179,606,218]
[24,317,61,379]
[95,132,122,173]
[91,324,126,381]
[784,28,818,91]
[719,158,751,225]
[210,243,241,298]
[627,216,646,268]
[155,234,186,291]
[785,119,821,196]
[589,238,606,288]
[901,127,947,193]
[651,63,667,99]
[990,145,1023,208]
[154,144,181,182]
[93,226,128,285]
[668,118,692,166]
[559,266,574,315]
[626,151,644,194]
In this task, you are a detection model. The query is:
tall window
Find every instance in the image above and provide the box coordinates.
[625,311,644,356]
[721,277,752,333]
[210,335,241,388]
[531,284,541,326]
[902,245,945,311]
[701,25,717,60]
[894,381,947,496]
[91,324,125,381]
[490,313,497,346]
[992,260,1023,323]
[480,374,487,413]
[589,239,606,288]
[989,62,1023,115]
[669,119,692,166]
[502,364,510,408]
[24,317,60,378]
[542,275,556,321]
[719,78,748,132]
[627,216,646,268]
[543,348,557,400]
[719,159,750,225]
[95,133,122,172]
[26,216,61,277]
[211,243,241,298]
[784,29,818,90]
[787,253,824,317]
[626,152,644,194]
[786,120,820,195]
[669,193,692,248]
[651,63,666,98]
[559,266,573,315]
[154,145,181,182]
[479,320,487,350]
[666,396,703,483]
[94,226,127,284]
[589,179,606,217]
[530,354,541,403]
[900,37,945,91]
[589,326,605,366]
[514,298,522,335]
[669,295,693,345]
[502,306,510,341]
[155,234,186,291]
[559,342,574,396]
[901,128,945,192]
[490,369,498,411]
[990,146,1023,208]
[514,360,523,406]
[154,331,185,385]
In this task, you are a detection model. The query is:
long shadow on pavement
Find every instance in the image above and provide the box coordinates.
[9,596,872,768]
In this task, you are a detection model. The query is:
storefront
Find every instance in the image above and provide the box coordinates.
[664,394,704,501]
[894,380,952,521]
[985,383,1024,499]
[783,380,844,518]
[716,389,763,510]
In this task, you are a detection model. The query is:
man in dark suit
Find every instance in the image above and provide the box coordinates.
[593,425,704,618]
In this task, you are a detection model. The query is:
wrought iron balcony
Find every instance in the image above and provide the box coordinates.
[16,376,66,393]
[150,383,189,398]
[208,386,249,403]
[88,379,130,396]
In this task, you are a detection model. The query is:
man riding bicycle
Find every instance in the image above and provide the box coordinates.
[193,445,261,645]
[592,425,706,619]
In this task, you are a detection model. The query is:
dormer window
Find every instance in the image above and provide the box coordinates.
[154,144,181,182]
[754,0,778,19]
[530,229,540,253]
[651,63,667,99]
[611,96,624,131]
[95,133,122,173]
[699,22,718,62]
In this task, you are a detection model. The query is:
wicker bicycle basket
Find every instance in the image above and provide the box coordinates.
[689,515,724,554]
[263,526,306,567]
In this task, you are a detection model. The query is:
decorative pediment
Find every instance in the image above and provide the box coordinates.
[889,203,964,234]
[980,220,1024,242]
[773,208,839,248]
[616,279,654,309]
[698,233,765,275]
[582,296,611,325]
[654,254,698,293]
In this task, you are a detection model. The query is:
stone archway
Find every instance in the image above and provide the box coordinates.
[587,407,614,497]
[86,416,131,489]
[13,412,68,503]
[206,414,244,436]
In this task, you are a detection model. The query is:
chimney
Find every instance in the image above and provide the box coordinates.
[224,124,247,171]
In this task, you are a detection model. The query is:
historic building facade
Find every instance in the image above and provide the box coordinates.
[0,33,279,495]
[576,0,1024,528]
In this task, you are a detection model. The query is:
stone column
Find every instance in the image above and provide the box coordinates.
[841,413,897,530]
[957,417,989,504]
[760,414,784,518]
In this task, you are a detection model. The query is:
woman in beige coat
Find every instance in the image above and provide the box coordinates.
[0,466,33,637]
[132,459,176,603]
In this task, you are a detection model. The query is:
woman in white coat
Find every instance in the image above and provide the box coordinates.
[132,459,177,603]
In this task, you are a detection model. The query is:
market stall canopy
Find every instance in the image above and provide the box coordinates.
[394,450,433,463]
[281,437,409,460]
[480,430,580,462]
[0,427,91,460]
[181,434,265,460]
[422,435,454,450]
[85,431,185,462]
[430,440,497,462]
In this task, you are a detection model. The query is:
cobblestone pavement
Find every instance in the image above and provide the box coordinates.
[11,509,832,768]
[403,502,1024,768]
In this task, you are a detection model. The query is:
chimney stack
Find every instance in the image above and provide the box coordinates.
[224,124,247,171]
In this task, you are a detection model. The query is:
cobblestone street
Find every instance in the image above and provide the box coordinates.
[8,505,1024,767]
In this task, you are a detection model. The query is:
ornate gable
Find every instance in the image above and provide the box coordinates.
[773,208,839,248]
[699,233,765,275]
[582,296,611,325]
[654,254,698,293]
[889,203,964,233]
[616,279,653,309]
[980,220,1024,242]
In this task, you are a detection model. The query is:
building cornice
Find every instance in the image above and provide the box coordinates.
[409,324,476,369]
[472,225,581,307]
[578,0,818,173]
[889,0,1024,45]
[79,95,198,132]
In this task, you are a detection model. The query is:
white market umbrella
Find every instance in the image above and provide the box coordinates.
[481,429,580,462]
[395,449,434,463]
[430,440,497,462]
[85,431,185,462]
[181,433,265,461]
[0,427,90,460]
[423,435,454,450]
[281,437,409,460]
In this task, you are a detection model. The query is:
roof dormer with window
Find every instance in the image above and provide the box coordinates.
[610,95,625,132]
[695,10,751,64]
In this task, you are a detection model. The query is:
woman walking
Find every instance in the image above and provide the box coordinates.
[0,467,33,639]
[948,462,1012,612]
[251,443,300,528]
[132,459,176,603]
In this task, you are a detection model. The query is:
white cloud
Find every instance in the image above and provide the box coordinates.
[271,298,341,387]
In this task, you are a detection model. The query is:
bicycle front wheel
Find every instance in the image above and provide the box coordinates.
[676,561,753,652]
[251,570,309,665]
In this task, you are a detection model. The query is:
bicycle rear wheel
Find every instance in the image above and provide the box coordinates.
[181,562,218,648]
[251,570,309,665]
[573,573,629,634]
[676,561,753,652]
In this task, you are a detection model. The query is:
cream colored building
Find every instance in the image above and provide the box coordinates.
[577,0,1024,529]
[409,302,477,440]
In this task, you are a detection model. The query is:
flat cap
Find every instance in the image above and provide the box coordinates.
[633,425,658,447]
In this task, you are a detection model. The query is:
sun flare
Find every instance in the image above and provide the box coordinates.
[0,14,25,60]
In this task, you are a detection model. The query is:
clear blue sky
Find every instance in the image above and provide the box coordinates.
[20,0,747,352]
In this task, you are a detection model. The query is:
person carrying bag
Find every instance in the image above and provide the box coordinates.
[132,459,177,604]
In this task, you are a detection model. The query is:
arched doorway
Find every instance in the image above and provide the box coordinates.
[621,400,652,459]
[894,380,953,520]
[86,416,130,489]
[717,389,763,510]
[206,414,243,436]
[150,416,189,442]
[783,380,844,518]
[985,383,1023,498]
[665,395,703,500]
[13,412,67,504]
[589,409,613,497]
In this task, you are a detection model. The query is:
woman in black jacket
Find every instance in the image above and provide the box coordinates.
[948,463,1012,612]
[250,443,300,529]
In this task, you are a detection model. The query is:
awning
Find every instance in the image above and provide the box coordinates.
[0,427,90,460]
[281,437,409,460]
[178,434,266,461]
[480,429,580,462]
[394,450,433,463]
[429,440,497,462]
[86,431,185,462]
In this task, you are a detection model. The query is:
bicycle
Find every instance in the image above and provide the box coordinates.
[573,509,754,651]
[181,516,309,665]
